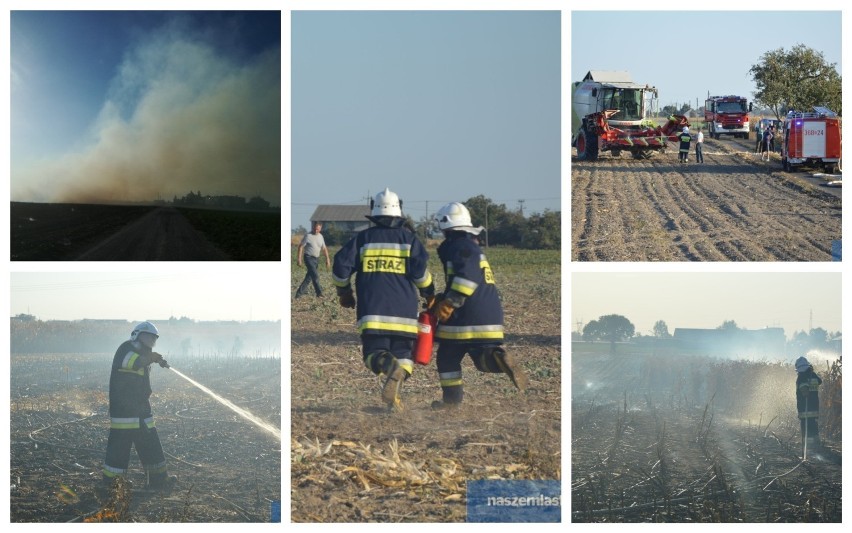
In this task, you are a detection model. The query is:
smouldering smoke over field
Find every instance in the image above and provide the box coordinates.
[171,367,280,442]
[13,21,280,204]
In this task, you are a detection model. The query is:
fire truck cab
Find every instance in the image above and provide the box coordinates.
[781,107,841,174]
[705,95,752,139]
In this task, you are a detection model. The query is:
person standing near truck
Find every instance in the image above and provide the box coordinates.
[761,126,773,161]
[678,126,692,164]
[695,126,704,163]
[754,121,763,153]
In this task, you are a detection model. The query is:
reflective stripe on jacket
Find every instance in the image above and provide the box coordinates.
[332,221,434,338]
[435,233,504,343]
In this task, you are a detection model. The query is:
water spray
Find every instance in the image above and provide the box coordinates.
[168,367,281,442]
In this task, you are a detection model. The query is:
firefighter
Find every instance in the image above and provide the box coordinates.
[332,188,435,410]
[795,356,822,454]
[430,202,528,409]
[678,126,692,164]
[101,322,176,495]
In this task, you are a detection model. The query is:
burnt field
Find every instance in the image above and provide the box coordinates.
[10,202,280,261]
[10,353,281,523]
[571,136,841,261]
[571,351,842,522]
[291,247,561,522]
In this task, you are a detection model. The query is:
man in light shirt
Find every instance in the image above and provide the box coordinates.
[296,221,331,298]
[695,126,704,164]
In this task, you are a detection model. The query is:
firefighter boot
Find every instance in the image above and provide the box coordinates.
[377,353,408,410]
[492,348,529,392]
[431,384,463,410]
[147,472,177,493]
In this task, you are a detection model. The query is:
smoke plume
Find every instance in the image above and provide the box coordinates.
[14,22,280,204]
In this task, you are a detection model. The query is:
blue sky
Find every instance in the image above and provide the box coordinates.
[291,11,561,230]
[11,11,281,204]
[572,11,841,112]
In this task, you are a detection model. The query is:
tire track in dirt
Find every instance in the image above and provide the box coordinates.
[683,159,834,260]
[572,143,840,261]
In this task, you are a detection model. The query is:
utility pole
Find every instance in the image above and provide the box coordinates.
[484,201,489,248]
[518,199,525,217]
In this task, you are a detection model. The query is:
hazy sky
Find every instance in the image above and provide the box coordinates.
[11,11,281,204]
[572,272,841,339]
[572,11,841,111]
[291,10,560,230]
[10,272,282,322]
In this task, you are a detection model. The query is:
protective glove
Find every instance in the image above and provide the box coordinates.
[339,290,356,309]
[424,295,437,310]
[434,298,456,323]
[151,352,170,368]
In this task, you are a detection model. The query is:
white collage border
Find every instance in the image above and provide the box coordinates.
[2,0,848,529]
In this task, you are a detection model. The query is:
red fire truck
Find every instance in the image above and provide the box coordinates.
[704,95,752,139]
[781,107,841,174]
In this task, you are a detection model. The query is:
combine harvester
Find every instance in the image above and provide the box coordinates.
[572,70,689,161]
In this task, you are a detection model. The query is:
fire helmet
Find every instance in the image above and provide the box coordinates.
[682,126,689,134]
[435,202,484,235]
[131,321,159,342]
[371,188,402,217]
[795,356,811,373]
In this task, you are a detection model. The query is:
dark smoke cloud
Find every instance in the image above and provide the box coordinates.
[15,22,280,204]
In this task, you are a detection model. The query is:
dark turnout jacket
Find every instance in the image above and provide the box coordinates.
[435,232,504,344]
[796,368,822,419]
[109,340,157,428]
[332,218,434,338]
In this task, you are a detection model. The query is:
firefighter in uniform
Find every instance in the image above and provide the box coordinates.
[795,356,822,454]
[430,202,528,409]
[101,321,176,494]
[333,188,435,410]
[678,126,692,164]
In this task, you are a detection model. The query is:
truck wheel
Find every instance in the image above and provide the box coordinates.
[577,127,599,161]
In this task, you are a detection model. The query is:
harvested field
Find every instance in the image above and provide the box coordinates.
[571,136,841,261]
[10,353,281,522]
[571,351,842,522]
[290,247,561,522]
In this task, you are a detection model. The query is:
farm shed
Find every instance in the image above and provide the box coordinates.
[309,205,371,236]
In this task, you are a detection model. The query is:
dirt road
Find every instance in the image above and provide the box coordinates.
[75,207,230,261]
[572,137,841,261]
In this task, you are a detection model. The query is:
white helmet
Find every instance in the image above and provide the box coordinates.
[682,126,689,134]
[371,188,402,217]
[435,202,484,235]
[795,356,811,373]
[130,321,159,342]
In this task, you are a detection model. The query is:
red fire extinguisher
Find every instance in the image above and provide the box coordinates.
[413,311,437,365]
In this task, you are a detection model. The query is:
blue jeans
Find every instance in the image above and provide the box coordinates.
[695,142,703,163]
[296,255,322,297]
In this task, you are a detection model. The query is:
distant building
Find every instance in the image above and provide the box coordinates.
[309,205,371,236]
[673,327,786,359]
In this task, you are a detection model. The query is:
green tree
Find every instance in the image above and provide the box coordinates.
[717,320,739,331]
[652,320,671,339]
[582,314,635,354]
[750,44,842,119]
[322,222,348,246]
[520,210,560,250]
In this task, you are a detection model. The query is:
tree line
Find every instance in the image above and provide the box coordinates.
[316,195,560,250]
